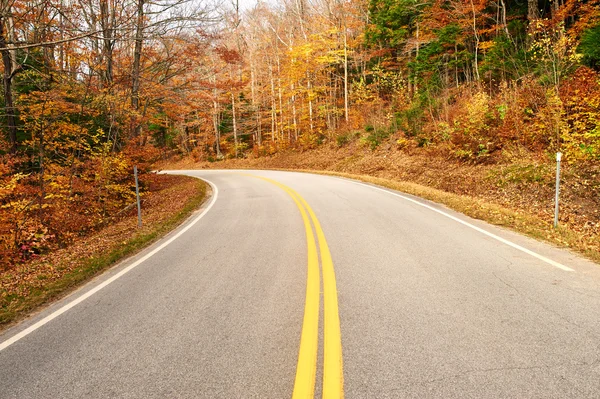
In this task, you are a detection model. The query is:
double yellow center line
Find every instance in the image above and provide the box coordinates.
[248,175,344,399]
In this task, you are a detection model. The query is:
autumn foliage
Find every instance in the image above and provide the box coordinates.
[0,0,206,269]
[2,0,600,268]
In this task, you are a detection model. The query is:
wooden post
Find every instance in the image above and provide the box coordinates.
[554,152,562,228]
[134,165,142,228]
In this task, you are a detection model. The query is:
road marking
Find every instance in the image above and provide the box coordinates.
[340,178,574,272]
[249,176,320,399]
[247,175,344,399]
[0,177,219,353]
[296,196,344,399]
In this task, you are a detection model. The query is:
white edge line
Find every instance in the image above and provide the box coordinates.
[0,176,219,352]
[337,177,574,272]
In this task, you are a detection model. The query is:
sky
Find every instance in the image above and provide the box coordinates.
[237,0,257,10]
[236,0,276,11]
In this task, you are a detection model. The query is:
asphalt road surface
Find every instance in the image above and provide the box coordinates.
[1,170,599,398]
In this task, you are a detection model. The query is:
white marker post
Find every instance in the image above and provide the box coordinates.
[134,165,142,228]
[554,152,562,228]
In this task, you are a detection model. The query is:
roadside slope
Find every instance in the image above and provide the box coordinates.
[162,145,600,265]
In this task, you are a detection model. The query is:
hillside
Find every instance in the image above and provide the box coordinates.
[1,0,600,267]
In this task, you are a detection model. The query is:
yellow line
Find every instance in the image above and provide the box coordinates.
[295,195,344,399]
[245,175,320,398]
[244,174,344,399]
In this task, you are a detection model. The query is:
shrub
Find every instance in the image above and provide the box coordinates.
[560,67,600,162]
[361,128,391,150]
[336,133,352,147]
[450,91,498,162]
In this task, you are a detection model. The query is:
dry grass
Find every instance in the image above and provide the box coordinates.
[163,140,600,266]
[297,170,600,264]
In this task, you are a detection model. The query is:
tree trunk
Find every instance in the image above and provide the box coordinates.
[415,22,420,94]
[0,17,17,154]
[213,98,222,158]
[470,0,481,83]
[99,0,114,86]
[231,91,238,157]
[256,106,262,146]
[131,0,144,115]
[249,56,261,146]
[59,0,64,72]
[528,0,539,21]
[276,54,284,142]
[307,72,314,133]
[343,32,349,123]
[341,4,349,123]
[269,62,277,142]
[291,81,298,141]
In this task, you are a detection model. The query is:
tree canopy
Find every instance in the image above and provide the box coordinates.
[1,0,600,266]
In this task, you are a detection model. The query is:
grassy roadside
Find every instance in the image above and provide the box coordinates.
[0,174,208,330]
[163,151,599,266]
[291,170,600,264]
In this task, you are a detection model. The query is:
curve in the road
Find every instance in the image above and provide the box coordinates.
[2,170,599,399]
[0,180,220,353]
[340,178,574,272]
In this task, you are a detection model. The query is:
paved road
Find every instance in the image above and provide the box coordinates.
[1,170,599,398]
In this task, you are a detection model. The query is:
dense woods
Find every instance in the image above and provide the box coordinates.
[1,0,600,268]
[0,0,216,268]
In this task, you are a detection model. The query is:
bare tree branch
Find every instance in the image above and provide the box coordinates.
[0,30,101,51]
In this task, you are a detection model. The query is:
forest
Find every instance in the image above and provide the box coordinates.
[1,0,599,269]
